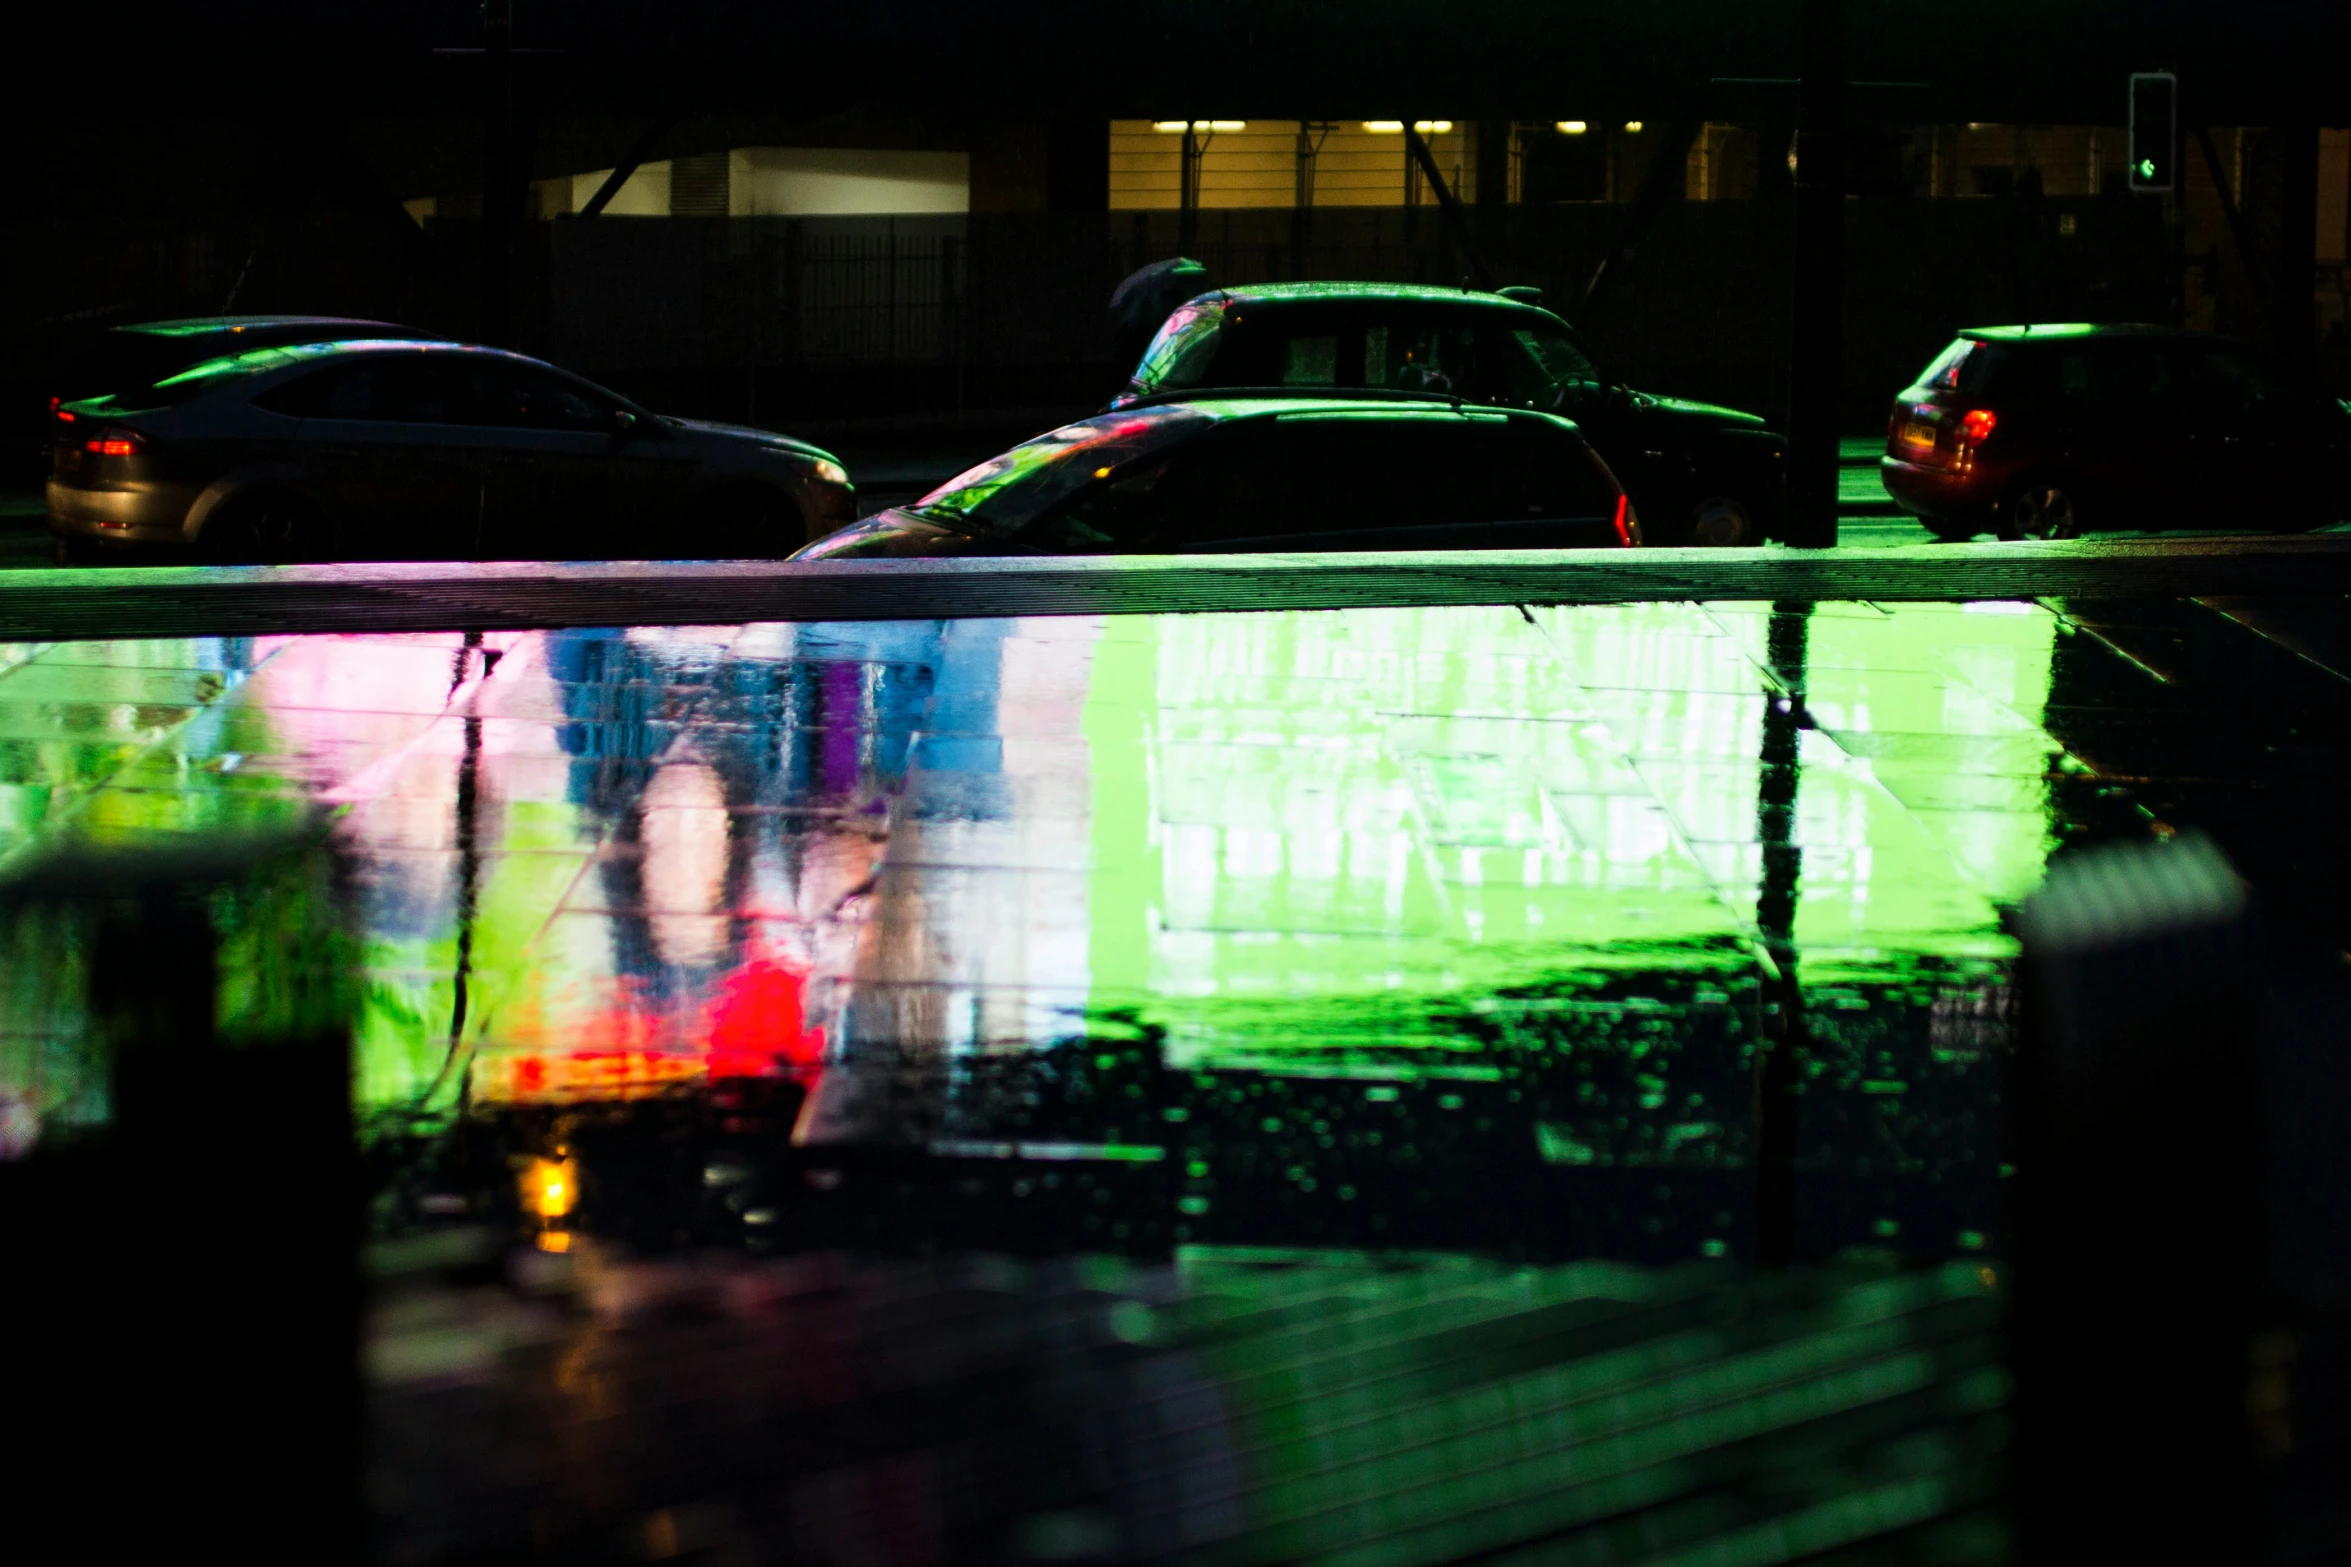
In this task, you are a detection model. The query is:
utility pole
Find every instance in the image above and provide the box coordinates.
[481,0,515,346]
[2277,125,2320,377]
[1179,124,1201,255]
[1783,0,1845,548]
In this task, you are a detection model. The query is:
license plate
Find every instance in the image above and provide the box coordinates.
[1899,422,1938,448]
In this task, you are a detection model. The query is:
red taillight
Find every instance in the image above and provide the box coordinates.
[48,396,61,414]
[1960,408,1997,443]
[84,428,153,457]
[54,407,75,423]
[1611,492,1633,546]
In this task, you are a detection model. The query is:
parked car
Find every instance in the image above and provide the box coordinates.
[1109,282,1783,546]
[1880,323,2351,539]
[790,396,1636,561]
[48,338,856,564]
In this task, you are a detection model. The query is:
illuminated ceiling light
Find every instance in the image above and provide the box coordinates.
[1364,120,1452,134]
[1152,120,1247,132]
[1557,120,1588,135]
[1623,120,1644,133]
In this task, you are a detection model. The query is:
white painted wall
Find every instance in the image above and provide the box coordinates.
[570,160,674,216]
[727,148,970,216]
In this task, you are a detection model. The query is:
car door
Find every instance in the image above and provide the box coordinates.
[2179,342,2328,527]
[464,358,648,559]
[281,356,481,558]
[2068,342,2201,526]
[1140,414,1621,553]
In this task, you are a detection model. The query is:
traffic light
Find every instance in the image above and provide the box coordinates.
[2129,72,2176,192]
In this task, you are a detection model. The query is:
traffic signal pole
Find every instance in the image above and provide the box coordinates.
[1783,0,1846,549]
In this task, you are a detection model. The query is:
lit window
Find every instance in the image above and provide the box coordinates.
[1363,121,1453,134]
[1556,121,1588,135]
[1623,121,1644,133]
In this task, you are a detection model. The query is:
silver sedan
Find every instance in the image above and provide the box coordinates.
[48,338,856,564]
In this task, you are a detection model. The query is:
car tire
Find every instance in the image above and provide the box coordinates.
[697,485,796,559]
[204,494,333,565]
[51,536,101,567]
[1688,495,1761,547]
[2001,481,2082,541]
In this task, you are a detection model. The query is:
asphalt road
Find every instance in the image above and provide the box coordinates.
[5,445,2334,568]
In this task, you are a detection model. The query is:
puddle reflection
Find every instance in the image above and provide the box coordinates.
[0,601,2068,1259]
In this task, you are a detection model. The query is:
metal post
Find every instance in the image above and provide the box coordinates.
[1752,602,1811,1267]
[1179,124,1200,255]
[2278,124,2320,377]
[1784,0,1846,548]
[480,0,514,345]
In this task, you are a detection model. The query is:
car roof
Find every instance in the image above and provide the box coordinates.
[1956,322,2209,344]
[112,315,429,338]
[1198,281,1552,314]
[1090,394,1531,426]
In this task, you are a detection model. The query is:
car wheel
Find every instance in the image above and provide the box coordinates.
[2005,482,2081,541]
[205,495,331,565]
[51,536,100,567]
[1688,496,1758,547]
[697,485,795,559]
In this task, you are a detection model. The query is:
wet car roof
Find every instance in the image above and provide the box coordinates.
[1957,322,2208,343]
[1202,281,1553,313]
[112,315,418,338]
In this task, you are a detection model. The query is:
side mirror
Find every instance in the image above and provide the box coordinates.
[611,409,639,438]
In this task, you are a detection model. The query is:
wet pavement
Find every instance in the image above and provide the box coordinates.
[0,594,2342,1265]
[6,591,2349,1561]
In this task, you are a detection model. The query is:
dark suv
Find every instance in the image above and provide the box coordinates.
[1880,323,2351,539]
[1112,282,1786,546]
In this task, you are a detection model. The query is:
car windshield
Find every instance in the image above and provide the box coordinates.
[912,408,1216,532]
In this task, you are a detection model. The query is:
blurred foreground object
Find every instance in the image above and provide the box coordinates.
[2012,832,2262,1562]
[0,832,359,1558]
[369,1248,2007,1564]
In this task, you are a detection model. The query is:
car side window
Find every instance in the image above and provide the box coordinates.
[2082,345,2176,408]
[1364,324,1479,395]
[264,358,468,423]
[1027,425,1274,550]
[2187,347,2297,417]
[1492,325,1605,409]
[467,362,621,431]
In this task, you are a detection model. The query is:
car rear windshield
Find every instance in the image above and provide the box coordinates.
[912,407,1218,531]
[1915,338,2010,395]
[89,341,409,413]
[61,332,246,402]
[1131,304,1225,394]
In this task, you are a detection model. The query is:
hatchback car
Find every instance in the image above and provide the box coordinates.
[1111,282,1783,546]
[1880,323,2351,539]
[49,338,856,564]
[791,397,1635,561]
